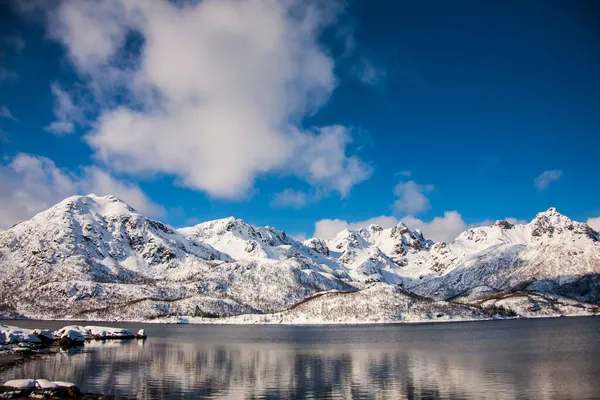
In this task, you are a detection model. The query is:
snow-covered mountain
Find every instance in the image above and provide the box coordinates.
[0,195,598,322]
[406,209,600,305]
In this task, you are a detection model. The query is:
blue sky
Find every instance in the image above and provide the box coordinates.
[0,0,599,241]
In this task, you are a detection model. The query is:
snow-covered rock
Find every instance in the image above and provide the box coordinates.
[54,325,134,340]
[3,379,36,389]
[0,323,42,344]
[52,381,77,388]
[35,379,60,390]
[59,329,85,345]
[32,329,54,343]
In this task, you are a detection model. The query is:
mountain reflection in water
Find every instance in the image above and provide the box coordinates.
[1,317,600,399]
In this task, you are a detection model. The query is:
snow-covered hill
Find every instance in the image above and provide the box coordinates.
[0,195,598,322]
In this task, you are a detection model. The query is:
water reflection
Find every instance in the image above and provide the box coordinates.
[1,318,600,399]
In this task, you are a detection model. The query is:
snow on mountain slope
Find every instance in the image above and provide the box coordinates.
[0,195,354,320]
[405,209,600,304]
[178,218,347,279]
[0,195,231,283]
[260,283,499,324]
[324,223,434,283]
[157,283,502,324]
[0,195,598,322]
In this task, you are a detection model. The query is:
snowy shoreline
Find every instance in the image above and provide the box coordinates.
[4,313,599,327]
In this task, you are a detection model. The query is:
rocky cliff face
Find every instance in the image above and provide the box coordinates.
[0,195,598,322]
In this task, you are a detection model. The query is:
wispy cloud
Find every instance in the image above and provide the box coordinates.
[270,189,310,209]
[0,105,17,121]
[534,169,563,191]
[3,34,26,54]
[44,82,85,135]
[353,58,387,87]
[0,33,25,82]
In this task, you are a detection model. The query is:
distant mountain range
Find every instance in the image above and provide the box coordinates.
[1,195,598,323]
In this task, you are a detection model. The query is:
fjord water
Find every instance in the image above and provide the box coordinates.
[2,318,600,399]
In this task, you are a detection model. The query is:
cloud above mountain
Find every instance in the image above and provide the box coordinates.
[312,212,530,243]
[534,169,563,191]
[588,217,600,232]
[36,0,371,200]
[393,180,434,215]
[0,153,163,229]
[313,212,467,242]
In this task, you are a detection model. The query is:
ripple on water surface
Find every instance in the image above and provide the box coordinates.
[1,317,600,399]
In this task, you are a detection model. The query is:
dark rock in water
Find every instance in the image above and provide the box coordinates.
[58,335,85,348]
[58,329,85,348]
[32,329,54,344]
[58,337,83,347]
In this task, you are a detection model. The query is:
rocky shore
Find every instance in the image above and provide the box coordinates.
[0,322,146,398]
[0,379,112,399]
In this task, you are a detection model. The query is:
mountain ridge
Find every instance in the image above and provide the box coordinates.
[1,194,598,323]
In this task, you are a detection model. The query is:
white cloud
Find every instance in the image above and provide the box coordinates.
[291,126,372,197]
[587,217,600,232]
[270,189,309,209]
[42,0,370,199]
[534,169,563,191]
[393,180,434,215]
[314,219,351,240]
[0,153,164,229]
[291,232,308,241]
[44,82,83,135]
[0,105,17,121]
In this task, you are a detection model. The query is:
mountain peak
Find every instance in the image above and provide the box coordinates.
[23,194,138,227]
[540,207,560,216]
[531,207,571,225]
[494,220,514,229]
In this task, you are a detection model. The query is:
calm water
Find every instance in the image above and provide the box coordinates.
[1,317,600,399]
